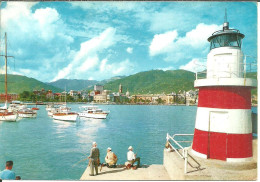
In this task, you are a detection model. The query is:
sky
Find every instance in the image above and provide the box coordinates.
[0,1,257,82]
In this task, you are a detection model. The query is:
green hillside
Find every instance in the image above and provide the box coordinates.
[0,74,62,94]
[246,72,257,95]
[104,69,196,94]
[47,79,99,91]
[104,70,258,95]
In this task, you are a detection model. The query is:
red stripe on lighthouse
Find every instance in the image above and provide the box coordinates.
[227,133,252,158]
[192,128,252,160]
[198,86,251,109]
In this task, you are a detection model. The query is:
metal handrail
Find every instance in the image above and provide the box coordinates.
[166,133,194,173]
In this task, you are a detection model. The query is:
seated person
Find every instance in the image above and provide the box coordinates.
[127,146,140,168]
[105,147,118,168]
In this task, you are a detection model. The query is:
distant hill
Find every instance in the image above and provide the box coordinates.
[48,76,126,91]
[0,74,62,94]
[0,71,257,95]
[47,79,99,91]
[104,70,258,95]
[104,69,196,94]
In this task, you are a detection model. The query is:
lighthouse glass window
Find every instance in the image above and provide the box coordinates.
[210,34,242,50]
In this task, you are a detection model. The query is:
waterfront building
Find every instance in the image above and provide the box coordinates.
[46,90,54,99]
[192,17,257,161]
[94,85,104,92]
[126,90,130,97]
[119,83,123,93]
[0,93,19,102]
[90,90,100,97]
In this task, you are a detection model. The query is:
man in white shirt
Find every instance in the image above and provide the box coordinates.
[127,146,140,168]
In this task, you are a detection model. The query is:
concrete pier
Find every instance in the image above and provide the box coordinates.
[80,164,170,180]
[80,139,257,180]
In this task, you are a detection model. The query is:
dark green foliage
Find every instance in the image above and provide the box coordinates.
[0,74,62,94]
[104,69,196,94]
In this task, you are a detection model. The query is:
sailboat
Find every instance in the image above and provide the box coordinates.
[52,89,78,122]
[0,33,18,121]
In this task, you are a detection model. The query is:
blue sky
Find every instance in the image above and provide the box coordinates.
[0,1,257,82]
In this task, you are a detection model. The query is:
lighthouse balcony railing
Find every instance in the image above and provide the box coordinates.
[195,55,257,80]
[196,63,257,80]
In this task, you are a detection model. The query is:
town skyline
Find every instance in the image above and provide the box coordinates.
[0,1,257,82]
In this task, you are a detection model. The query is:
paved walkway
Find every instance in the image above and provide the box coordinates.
[80,164,170,180]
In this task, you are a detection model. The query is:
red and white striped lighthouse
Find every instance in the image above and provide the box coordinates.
[191,17,257,162]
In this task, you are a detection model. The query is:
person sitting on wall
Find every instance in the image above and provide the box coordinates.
[126,146,140,169]
[105,147,118,168]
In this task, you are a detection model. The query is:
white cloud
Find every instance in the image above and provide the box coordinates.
[149,23,222,62]
[149,30,178,56]
[1,2,74,82]
[99,59,134,76]
[157,66,175,71]
[179,58,206,73]
[126,47,133,54]
[52,27,117,81]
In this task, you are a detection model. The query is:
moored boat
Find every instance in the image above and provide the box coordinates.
[79,106,109,119]
[18,108,37,118]
[52,112,78,121]
[0,110,18,122]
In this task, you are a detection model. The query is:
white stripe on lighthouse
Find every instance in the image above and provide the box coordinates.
[195,107,252,134]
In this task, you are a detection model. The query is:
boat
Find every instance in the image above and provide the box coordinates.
[0,109,18,121]
[52,112,78,121]
[0,33,17,122]
[52,105,78,121]
[52,90,78,121]
[48,104,66,117]
[79,105,109,119]
[46,103,54,111]
[18,108,37,118]
[8,101,27,113]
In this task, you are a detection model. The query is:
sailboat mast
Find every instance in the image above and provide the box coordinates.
[5,32,8,103]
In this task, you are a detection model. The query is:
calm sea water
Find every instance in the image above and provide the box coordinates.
[0,105,257,180]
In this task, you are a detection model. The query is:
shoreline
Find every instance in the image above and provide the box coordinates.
[0,102,258,107]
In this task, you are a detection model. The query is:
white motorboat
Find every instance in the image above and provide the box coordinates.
[79,106,109,119]
[18,108,37,118]
[46,103,54,111]
[52,112,78,121]
[47,104,62,116]
[0,110,18,121]
[8,101,27,113]
[52,104,78,121]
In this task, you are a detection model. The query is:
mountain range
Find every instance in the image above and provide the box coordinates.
[0,70,257,95]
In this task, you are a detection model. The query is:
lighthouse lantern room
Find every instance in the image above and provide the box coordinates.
[191,14,257,162]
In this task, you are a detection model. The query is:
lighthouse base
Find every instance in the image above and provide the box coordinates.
[190,149,253,162]
[163,139,257,180]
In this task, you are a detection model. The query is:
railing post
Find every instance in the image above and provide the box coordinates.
[184,148,187,174]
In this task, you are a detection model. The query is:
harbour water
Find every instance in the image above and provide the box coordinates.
[0,105,257,180]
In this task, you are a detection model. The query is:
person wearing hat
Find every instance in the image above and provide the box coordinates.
[127,146,140,168]
[88,142,100,176]
[105,147,118,168]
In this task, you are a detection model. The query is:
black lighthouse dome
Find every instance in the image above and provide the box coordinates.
[208,20,245,50]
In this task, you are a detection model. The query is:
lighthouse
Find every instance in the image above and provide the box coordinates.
[191,15,257,162]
